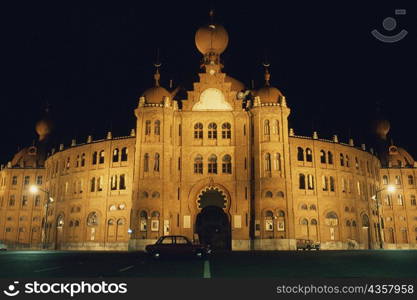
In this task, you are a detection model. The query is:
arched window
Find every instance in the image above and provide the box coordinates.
[340,153,344,166]
[301,204,308,210]
[119,174,126,190]
[208,123,217,139]
[276,191,284,198]
[97,176,103,191]
[221,123,231,139]
[322,176,329,191]
[307,174,314,190]
[411,195,416,206]
[154,153,160,172]
[345,206,349,212]
[297,147,304,161]
[194,155,203,174]
[222,154,232,174]
[87,212,99,226]
[264,120,270,135]
[398,194,404,206]
[92,152,98,165]
[139,211,147,231]
[395,176,401,185]
[310,204,317,211]
[208,154,217,174]
[275,153,281,171]
[152,191,160,198]
[112,148,119,162]
[273,120,279,136]
[306,148,313,162]
[121,147,128,161]
[330,176,335,191]
[325,212,338,226]
[265,191,273,198]
[265,211,274,231]
[265,153,271,172]
[145,120,151,135]
[151,211,160,232]
[408,175,414,185]
[355,157,359,169]
[301,218,308,225]
[81,153,86,167]
[299,174,306,189]
[144,154,149,172]
[154,120,160,135]
[382,175,388,185]
[141,191,149,198]
[99,150,105,164]
[76,155,80,168]
[311,219,318,225]
[328,151,333,164]
[346,155,350,167]
[346,220,351,227]
[110,175,118,190]
[320,150,326,164]
[194,123,203,139]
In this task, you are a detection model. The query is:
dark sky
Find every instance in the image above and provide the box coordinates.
[1,1,416,164]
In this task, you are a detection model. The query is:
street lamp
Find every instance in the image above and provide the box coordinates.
[30,185,54,249]
[372,184,396,249]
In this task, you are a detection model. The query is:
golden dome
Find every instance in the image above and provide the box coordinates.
[255,86,283,104]
[387,145,415,167]
[195,23,229,55]
[36,118,53,141]
[142,86,171,104]
[225,75,244,91]
[11,146,40,168]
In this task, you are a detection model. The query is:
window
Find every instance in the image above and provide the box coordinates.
[306,148,313,162]
[154,120,160,135]
[121,147,128,161]
[265,153,271,172]
[9,195,15,206]
[119,174,126,190]
[264,120,270,135]
[355,157,359,170]
[408,175,414,185]
[99,151,105,164]
[66,157,70,169]
[357,181,361,195]
[75,155,80,167]
[34,195,41,207]
[307,174,314,190]
[411,195,416,206]
[21,195,28,207]
[398,194,404,206]
[297,147,304,161]
[384,195,392,206]
[265,211,273,231]
[310,204,317,211]
[154,153,160,171]
[90,178,96,192]
[208,154,217,174]
[322,176,328,191]
[144,154,149,172]
[194,155,203,174]
[320,150,326,164]
[342,178,346,193]
[81,153,86,167]
[382,175,388,185]
[208,123,217,139]
[12,176,17,185]
[92,152,98,165]
[395,176,401,185]
[111,175,118,190]
[145,120,151,135]
[113,148,119,162]
[330,176,335,192]
[36,176,43,185]
[346,155,350,167]
[273,120,279,136]
[152,191,160,198]
[340,154,344,166]
[301,204,308,210]
[139,211,147,231]
[328,151,333,164]
[277,191,284,198]
[325,212,338,226]
[24,176,30,185]
[275,153,281,171]
[97,176,103,191]
[299,174,306,189]
[194,123,203,139]
[222,155,232,174]
[221,122,231,139]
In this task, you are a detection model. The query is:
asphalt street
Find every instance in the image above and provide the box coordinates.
[1,250,417,278]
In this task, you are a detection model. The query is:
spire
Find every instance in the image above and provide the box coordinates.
[209,9,215,27]
[263,62,271,86]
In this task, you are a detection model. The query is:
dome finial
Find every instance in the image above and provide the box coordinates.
[263,62,271,87]
[153,48,161,87]
[209,9,215,26]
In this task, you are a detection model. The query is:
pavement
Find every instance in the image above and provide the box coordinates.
[0,250,417,278]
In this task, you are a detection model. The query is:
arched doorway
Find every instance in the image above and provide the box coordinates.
[361,214,371,249]
[195,188,231,251]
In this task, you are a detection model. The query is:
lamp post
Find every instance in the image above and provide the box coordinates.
[30,185,54,250]
[372,185,396,249]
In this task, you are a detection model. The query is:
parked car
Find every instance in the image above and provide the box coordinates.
[0,243,7,251]
[145,235,211,259]
[296,239,320,250]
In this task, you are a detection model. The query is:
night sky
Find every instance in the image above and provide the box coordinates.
[1,1,416,164]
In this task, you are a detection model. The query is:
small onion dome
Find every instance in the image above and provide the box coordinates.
[372,119,390,140]
[195,23,229,55]
[255,86,283,104]
[141,67,171,104]
[387,145,415,167]
[35,118,53,141]
[225,75,244,92]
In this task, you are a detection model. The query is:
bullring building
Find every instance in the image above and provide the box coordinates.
[1,18,417,251]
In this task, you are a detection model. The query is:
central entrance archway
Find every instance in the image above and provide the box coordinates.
[195,188,231,251]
